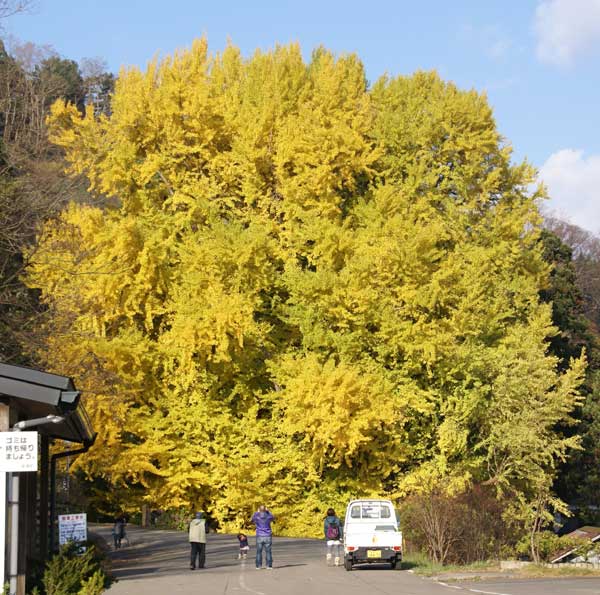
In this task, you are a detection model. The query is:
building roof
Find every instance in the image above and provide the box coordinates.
[0,362,95,445]
[566,526,600,541]
[549,526,600,564]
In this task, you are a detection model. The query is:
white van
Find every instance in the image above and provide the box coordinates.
[343,499,402,571]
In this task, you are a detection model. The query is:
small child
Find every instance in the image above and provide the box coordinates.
[237,532,250,559]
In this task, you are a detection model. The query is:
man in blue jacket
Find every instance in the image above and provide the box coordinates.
[251,505,275,569]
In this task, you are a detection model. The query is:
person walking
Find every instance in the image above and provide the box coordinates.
[251,505,275,569]
[324,508,343,566]
[189,512,207,570]
[112,513,126,549]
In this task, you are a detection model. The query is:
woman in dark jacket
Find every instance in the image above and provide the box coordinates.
[112,514,126,549]
[324,508,343,566]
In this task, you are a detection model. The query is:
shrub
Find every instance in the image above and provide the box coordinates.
[42,542,110,595]
[516,531,581,562]
[77,570,106,595]
[401,486,520,565]
[401,491,463,564]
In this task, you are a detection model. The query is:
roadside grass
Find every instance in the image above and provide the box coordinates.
[516,564,600,578]
[402,551,600,579]
[401,551,499,576]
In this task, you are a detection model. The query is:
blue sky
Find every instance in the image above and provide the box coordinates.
[4,0,600,232]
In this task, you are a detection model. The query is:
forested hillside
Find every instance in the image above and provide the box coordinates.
[0,37,113,365]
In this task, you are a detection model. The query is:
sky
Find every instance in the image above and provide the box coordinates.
[3,0,600,233]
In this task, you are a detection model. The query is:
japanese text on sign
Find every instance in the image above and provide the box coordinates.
[0,431,38,472]
[59,513,87,545]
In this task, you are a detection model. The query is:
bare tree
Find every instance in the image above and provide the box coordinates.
[403,492,463,565]
[0,1,35,21]
[81,56,114,116]
[80,56,107,80]
[5,35,56,71]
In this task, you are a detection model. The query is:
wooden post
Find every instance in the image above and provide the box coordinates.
[0,402,9,589]
[17,472,32,595]
[39,436,49,561]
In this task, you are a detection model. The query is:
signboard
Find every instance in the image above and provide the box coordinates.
[0,431,38,472]
[59,513,87,545]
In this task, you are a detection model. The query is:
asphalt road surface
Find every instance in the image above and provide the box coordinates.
[93,525,600,595]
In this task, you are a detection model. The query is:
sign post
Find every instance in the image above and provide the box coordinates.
[0,471,5,589]
[0,431,38,595]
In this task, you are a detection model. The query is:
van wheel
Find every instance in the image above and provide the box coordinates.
[391,556,401,570]
[344,557,353,571]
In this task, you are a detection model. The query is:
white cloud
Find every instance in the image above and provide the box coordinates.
[538,149,600,233]
[535,0,600,66]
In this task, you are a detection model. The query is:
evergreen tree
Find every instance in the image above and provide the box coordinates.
[539,228,600,510]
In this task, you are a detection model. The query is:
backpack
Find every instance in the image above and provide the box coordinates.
[326,520,340,540]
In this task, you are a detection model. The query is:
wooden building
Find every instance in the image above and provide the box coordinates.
[0,362,95,595]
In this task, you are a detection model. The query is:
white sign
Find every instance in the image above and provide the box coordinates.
[0,431,38,472]
[59,513,87,545]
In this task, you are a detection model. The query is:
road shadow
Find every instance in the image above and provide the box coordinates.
[272,563,308,569]
[112,567,161,578]
[199,561,242,569]
[351,563,395,571]
[397,560,420,570]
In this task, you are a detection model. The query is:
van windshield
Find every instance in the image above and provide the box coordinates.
[351,503,393,519]
[362,504,379,518]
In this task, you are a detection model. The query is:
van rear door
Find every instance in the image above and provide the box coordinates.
[344,500,397,539]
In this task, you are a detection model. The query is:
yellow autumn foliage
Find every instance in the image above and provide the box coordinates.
[26,39,584,537]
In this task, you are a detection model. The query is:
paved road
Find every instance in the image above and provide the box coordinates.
[93,525,600,595]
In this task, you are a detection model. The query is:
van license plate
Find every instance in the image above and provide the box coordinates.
[367,550,381,559]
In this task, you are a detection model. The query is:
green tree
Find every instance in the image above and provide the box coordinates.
[540,225,600,509]
[34,56,85,112]
[545,215,600,331]
[539,229,596,369]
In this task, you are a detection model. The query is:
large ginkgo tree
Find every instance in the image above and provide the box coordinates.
[28,39,583,536]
